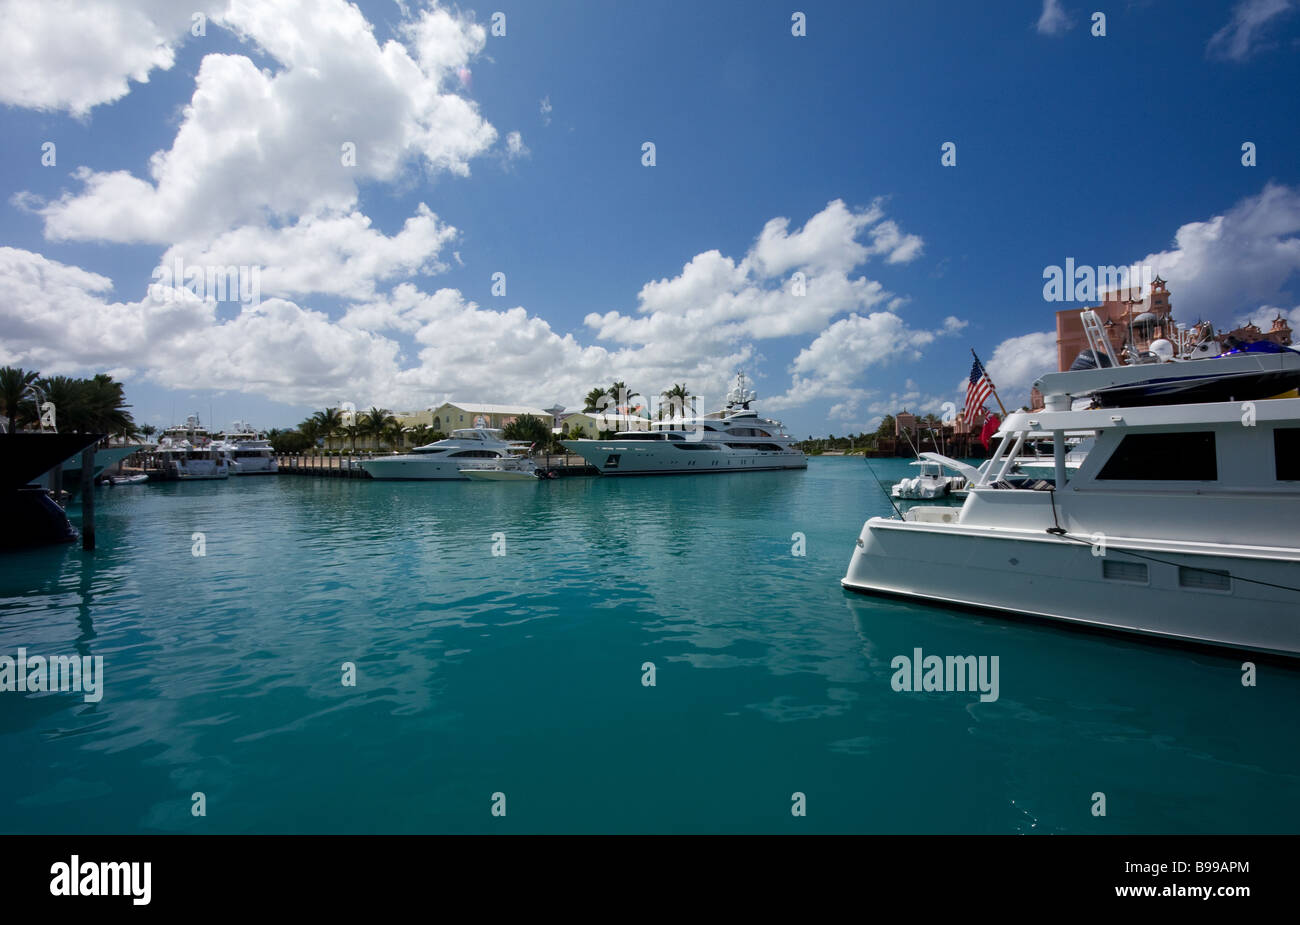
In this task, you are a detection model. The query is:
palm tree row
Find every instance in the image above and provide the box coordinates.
[582,381,694,418]
[1,366,136,439]
[292,405,409,453]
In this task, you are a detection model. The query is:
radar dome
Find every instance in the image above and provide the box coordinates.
[1148,338,1175,361]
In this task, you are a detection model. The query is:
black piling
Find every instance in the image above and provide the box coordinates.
[80,446,95,550]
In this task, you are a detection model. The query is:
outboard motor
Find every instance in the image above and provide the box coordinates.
[1069,348,1114,371]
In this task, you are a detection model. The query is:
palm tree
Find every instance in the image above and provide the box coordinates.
[608,380,640,413]
[299,417,321,449]
[32,376,80,432]
[502,414,550,450]
[0,366,39,433]
[583,387,608,412]
[567,423,588,440]
[20,374,133,437]
[660,383,691,421]
[81,374,134,437]
[341,423,361,453]
[311,407,344,449]
[381,422,405,452]
[408,424,434,447]
[140,424,158,441]
[360,407,398,451]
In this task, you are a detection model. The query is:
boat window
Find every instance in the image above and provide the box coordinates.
[1096,432,1217,481]
[1275,428,1300,480]
[672,443,719,450]
[1178,566,1231,592]
[725,443,784,452]
[1102,560,1147,583]
[449,450,499,458]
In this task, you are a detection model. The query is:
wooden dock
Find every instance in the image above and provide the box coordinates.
[273,454,597,479]
[276,455,372,478]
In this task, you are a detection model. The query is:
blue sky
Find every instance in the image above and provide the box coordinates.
[2,0,1299,437]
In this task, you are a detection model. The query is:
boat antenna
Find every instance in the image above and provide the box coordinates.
[863,454,905,520]
[900,420,922,459]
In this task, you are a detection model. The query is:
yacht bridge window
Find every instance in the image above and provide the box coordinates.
[1096,432,1217,481]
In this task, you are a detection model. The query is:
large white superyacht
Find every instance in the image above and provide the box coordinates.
[359,428,532,480]
[843,336,1300,657]
[562,374,807,476]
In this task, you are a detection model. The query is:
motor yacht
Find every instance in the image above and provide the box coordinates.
[562,374,807,476]
[155,415,231,480]
[216,426,278,475]
[359,428,532,480]
[155,443,232,480]
[843,339,1300,657]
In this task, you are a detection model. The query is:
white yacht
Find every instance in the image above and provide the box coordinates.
[359,428,532,480]
[216,425,278,475]
[562,374,807,476]
[156,414,232,480]
[155,443,231,480]
[843,341,1300,658]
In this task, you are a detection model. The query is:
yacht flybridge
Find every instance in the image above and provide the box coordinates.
[562,374,807,476]
[843,339,1300,658]
[359,428,532,480]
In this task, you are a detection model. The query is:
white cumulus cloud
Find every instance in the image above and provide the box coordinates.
[27,1,497,244]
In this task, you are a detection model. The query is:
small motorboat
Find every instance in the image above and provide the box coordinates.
[891,459,967,500]
[460,458,539,481]
[462,468,540,481]
[107,473,149,485]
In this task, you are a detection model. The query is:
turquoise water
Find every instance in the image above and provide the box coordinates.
[1,458,1296,834]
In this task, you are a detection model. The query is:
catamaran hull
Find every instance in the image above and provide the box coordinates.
[842,518,1300,657]
[562,441,806,475]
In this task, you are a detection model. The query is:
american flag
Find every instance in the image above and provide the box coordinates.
[965,355,993,417]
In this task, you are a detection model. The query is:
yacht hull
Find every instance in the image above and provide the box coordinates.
[462,469,538,481]
[359,457,502,480]
[562,440,807,475]
[230,461,278,474]
[842,518,1300,657]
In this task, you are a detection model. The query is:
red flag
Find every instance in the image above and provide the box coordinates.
[979,413,1001,449]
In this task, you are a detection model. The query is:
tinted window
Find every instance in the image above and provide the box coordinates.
[1275,428,1300,480]
[1097,432,1217,480]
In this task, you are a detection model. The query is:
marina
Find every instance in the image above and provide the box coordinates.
[3,458,1297,835]
[1,0,1298,885]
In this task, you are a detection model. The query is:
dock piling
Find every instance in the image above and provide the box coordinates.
[80,446,95,550]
